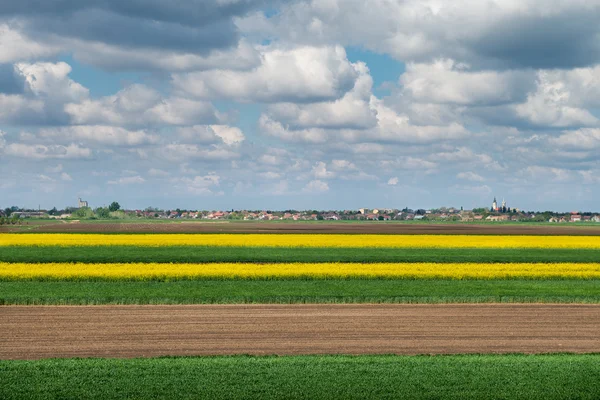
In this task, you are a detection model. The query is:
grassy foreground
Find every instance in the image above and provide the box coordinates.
[2,279,600,304]
[1,355,599,400]
[4,246,600,263]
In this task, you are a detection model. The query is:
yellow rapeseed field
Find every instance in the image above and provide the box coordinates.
[2,233,600,248]
[1,262,599,280]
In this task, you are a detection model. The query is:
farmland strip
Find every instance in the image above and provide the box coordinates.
[3,246,600,263]
[3,262,600,280]
[3,233,600,248]
[2,304,600,359]
[2,279,600,305]
[9,220,600,235]
[2,354,600,399]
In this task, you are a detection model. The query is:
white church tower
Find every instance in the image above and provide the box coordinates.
[492,197,498,211]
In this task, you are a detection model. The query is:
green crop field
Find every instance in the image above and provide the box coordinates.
[2,279,600,305]
[4,246,600,264]
[1,354,599,400]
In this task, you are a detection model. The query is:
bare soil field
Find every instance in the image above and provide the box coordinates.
[4,221,600,235]
[1,304,599,360]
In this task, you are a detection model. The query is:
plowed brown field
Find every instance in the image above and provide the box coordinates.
[4,221,600,234]
[1,304,599,360]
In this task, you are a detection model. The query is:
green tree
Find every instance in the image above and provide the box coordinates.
[74,207,94,219]
[4,206,19,217]
[94,207,110,219]
[110,210,127,219]
[109,202,121,212]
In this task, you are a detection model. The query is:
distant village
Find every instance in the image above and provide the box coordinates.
[2,197,600,224]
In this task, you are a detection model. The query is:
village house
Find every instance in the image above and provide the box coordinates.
[205,211,226,220]
[244,212,258,220]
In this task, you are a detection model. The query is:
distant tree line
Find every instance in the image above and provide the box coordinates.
[0,215,21,225]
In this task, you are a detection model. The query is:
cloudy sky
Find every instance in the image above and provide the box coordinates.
[2,0,600,211]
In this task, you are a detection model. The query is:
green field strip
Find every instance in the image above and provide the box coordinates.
[3,246,600,263]
[2,279,600,305]
[1,355,599,400]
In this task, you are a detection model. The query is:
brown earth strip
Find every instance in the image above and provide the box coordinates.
[5,221,600,235]
[1,304,599,360]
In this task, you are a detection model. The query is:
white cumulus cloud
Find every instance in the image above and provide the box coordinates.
[303,179,329,193]
[4,143,91,159]
[457,171,485,182]
[108,176,146,185]
[172,46,359,103]
[39,126,159,146]
[65,84,219,127]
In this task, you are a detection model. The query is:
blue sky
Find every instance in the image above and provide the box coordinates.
[2,1,600,211]
[60,56,144,97]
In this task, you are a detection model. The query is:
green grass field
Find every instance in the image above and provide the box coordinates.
[3,246,600,263]
[2,279,599,304]
[1,354,599,400]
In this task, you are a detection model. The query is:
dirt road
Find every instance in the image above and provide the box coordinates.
[5,221,600,235]
[1,304,599,359]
